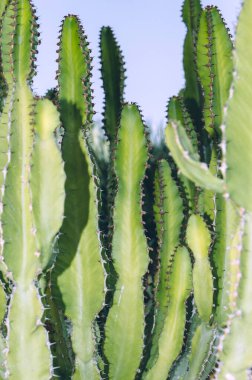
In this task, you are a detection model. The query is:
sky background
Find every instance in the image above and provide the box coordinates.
[33,0,241,130]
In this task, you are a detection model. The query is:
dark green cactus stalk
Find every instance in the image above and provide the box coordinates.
[99,26,125,144]
[182,0,203,127]
[196,6,233,138]
[98,26,126,256]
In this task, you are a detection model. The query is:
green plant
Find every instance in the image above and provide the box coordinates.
[0,0,252,379]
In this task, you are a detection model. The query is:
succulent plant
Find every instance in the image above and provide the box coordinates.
[0,0,251,379]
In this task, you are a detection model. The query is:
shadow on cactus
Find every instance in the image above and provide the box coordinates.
[0,0,251,379]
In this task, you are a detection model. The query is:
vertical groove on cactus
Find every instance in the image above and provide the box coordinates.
[104,104,149,380]
[182,0,203,128]
[99,26,125,144]
[196,6,233,137]
[144,246,192,380]
[51,15,105,379]
[146,159,184,370]
[0,1,52,378]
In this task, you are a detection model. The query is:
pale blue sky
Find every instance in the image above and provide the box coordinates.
[33,0,241,128]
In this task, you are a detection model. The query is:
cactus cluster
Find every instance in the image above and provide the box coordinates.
[0,0,251,379]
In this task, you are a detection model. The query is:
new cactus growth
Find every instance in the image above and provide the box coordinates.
[0,0,252,379]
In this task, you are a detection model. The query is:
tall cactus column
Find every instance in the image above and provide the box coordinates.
[0,0,53,378]
[50,15,105,379]
[104,104,149,380]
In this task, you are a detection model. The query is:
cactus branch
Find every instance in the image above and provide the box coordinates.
[165,121,225,192]
[104,104,149,380]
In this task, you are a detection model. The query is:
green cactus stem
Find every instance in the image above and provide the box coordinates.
[0,1,9,17]
[197,146,218,222]
[182,0,203,127]
[146,159,184,370]
[224,0,252,211]
[196,6,233,137]
[0,0,9,113]
[144,246,192,380]
[186,214,213,322]
[0,1,52,377]
[185,321,216,380]
[213,197,242,326]
[31,99,65,270]
[51,15,105,379]
[104,104,149,380]
[100,26,125,144]
[165,121,225,192]
[167,96,198,210]
[215,211,252,379]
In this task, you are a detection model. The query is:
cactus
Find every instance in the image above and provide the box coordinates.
[144,246,192,380]
[104,104,149,379]
[50,15,105,379]
[165,0,252,378]
[99,26,125,145]
[182,0,203,128]
[0,0,252,379]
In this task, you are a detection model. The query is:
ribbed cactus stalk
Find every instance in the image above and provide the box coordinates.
[50,15,105,379]
[182,0,203,129]
[145,246,192,380]
[145,160,185,371]
[104,104,149,380]
[0,0,53,378]
[99,26,125,145]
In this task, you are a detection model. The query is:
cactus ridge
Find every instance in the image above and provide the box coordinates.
[99,26,126,144]
[182,0,203,129]
[196,6,233,138]
[146,159,184,371]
